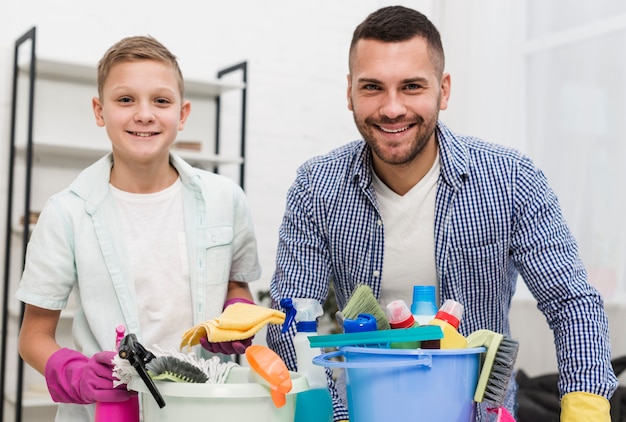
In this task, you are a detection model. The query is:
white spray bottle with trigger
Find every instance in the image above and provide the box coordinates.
[280,298,333,422]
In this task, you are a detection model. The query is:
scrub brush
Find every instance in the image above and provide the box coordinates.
[146,355,209,383]
[467,329,519,421]
[340,284,390,331]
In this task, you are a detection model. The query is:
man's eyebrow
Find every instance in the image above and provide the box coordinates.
[356,77,382,84]
[356,77,430,85]
[401,77,430,85]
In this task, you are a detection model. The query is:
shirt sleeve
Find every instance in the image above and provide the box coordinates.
[511,157,618,399]
[16,195,76,309]
[228,183,262,282]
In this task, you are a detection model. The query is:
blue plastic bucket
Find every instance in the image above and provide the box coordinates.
[313,347,484,422]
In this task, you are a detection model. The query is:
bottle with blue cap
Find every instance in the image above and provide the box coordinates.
[411,285,438,325]
[280,298,333,422]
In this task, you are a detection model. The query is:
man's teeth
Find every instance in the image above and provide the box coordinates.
[134,132,154,137]
[380,126,409,133]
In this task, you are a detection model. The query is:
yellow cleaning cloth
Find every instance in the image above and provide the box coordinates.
[181,303,286,350]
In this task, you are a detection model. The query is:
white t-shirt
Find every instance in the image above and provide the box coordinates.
[110,178,193,350]
[373,154,440,310]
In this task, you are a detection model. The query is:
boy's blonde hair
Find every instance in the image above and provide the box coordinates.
[96,35,185,98]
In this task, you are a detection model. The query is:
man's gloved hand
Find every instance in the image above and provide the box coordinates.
[199,297,255,355]
[561,391,610,422]
[45,348,134,404]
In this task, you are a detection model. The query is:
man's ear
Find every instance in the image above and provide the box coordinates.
[346,74,353,111]
[439,73,451,111]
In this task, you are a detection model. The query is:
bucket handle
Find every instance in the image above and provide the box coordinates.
[312,350,432,369]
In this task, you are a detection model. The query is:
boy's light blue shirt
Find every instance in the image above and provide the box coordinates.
[16,153,261,421]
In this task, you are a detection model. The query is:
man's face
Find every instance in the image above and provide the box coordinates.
[347,36,450,167]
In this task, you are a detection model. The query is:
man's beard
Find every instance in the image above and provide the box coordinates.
[354,111,438,166]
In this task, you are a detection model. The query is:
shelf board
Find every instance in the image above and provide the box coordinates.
[5,388,56,408]
[15,143,243,167]
[19,58,245,96]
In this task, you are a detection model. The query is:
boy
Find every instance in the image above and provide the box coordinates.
[16,35,261,421]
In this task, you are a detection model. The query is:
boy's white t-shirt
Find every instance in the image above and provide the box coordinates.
[373,154,440,310]
[110,178,193,349]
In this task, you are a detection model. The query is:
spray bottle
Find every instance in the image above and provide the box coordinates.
[280,298,333,422]
[94,325,140,422]
[428,299,468,349]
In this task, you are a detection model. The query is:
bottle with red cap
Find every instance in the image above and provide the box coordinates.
[427,299,467,349]
[385,300,420,349]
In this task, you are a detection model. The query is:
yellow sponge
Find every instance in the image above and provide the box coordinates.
[180,303,285,350]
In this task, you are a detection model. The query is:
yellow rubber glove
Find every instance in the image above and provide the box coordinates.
[561,391,610,421]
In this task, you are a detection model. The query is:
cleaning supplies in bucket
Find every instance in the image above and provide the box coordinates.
[280,298,333,422]
[386,299,421,349]
[467,329,519,420]
[308,325,443,349]
[94,325,140,422]
[118,339,307,421]
[410,285,438,325]
[339,284,390,331]
[129,366,309,422]
[246,345,293,408]
[428,299,468,349]
[313,346,484,422]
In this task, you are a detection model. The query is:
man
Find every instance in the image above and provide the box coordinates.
[267,5,617,421]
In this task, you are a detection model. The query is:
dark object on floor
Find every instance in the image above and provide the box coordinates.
[516,355,626,421]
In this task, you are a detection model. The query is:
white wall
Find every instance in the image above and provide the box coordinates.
[0,0,438,301]
[2,0,622,381]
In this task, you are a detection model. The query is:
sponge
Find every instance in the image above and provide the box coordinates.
[341,284,390,331]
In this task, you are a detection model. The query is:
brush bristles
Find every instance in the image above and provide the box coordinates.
[147,356,209,383]
[482,337,519,407]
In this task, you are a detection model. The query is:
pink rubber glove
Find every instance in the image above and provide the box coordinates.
[199,297,255,355]
[45,348,134,404]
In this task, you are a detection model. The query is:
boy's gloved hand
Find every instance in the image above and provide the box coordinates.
[45,348,134,404]
[199,297,255,355]
[560,391,610,421]
[199,336,253,354]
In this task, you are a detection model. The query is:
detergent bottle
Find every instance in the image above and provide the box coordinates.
[385,300,420,349]
[428,299,467,349]
[410,285,438,325]
[280,298,333,422]
[94,325,140,422]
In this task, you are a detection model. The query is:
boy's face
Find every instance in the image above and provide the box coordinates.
[92,59,190,165]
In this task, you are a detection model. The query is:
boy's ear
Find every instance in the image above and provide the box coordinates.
[178,100,191,131]
[92,97,105,127]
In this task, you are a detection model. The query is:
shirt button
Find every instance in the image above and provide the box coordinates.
[377,219,383,226]
[211,235,217,243]
[373,270,380,278]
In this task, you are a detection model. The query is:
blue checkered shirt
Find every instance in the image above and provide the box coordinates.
[267,121,618,421]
